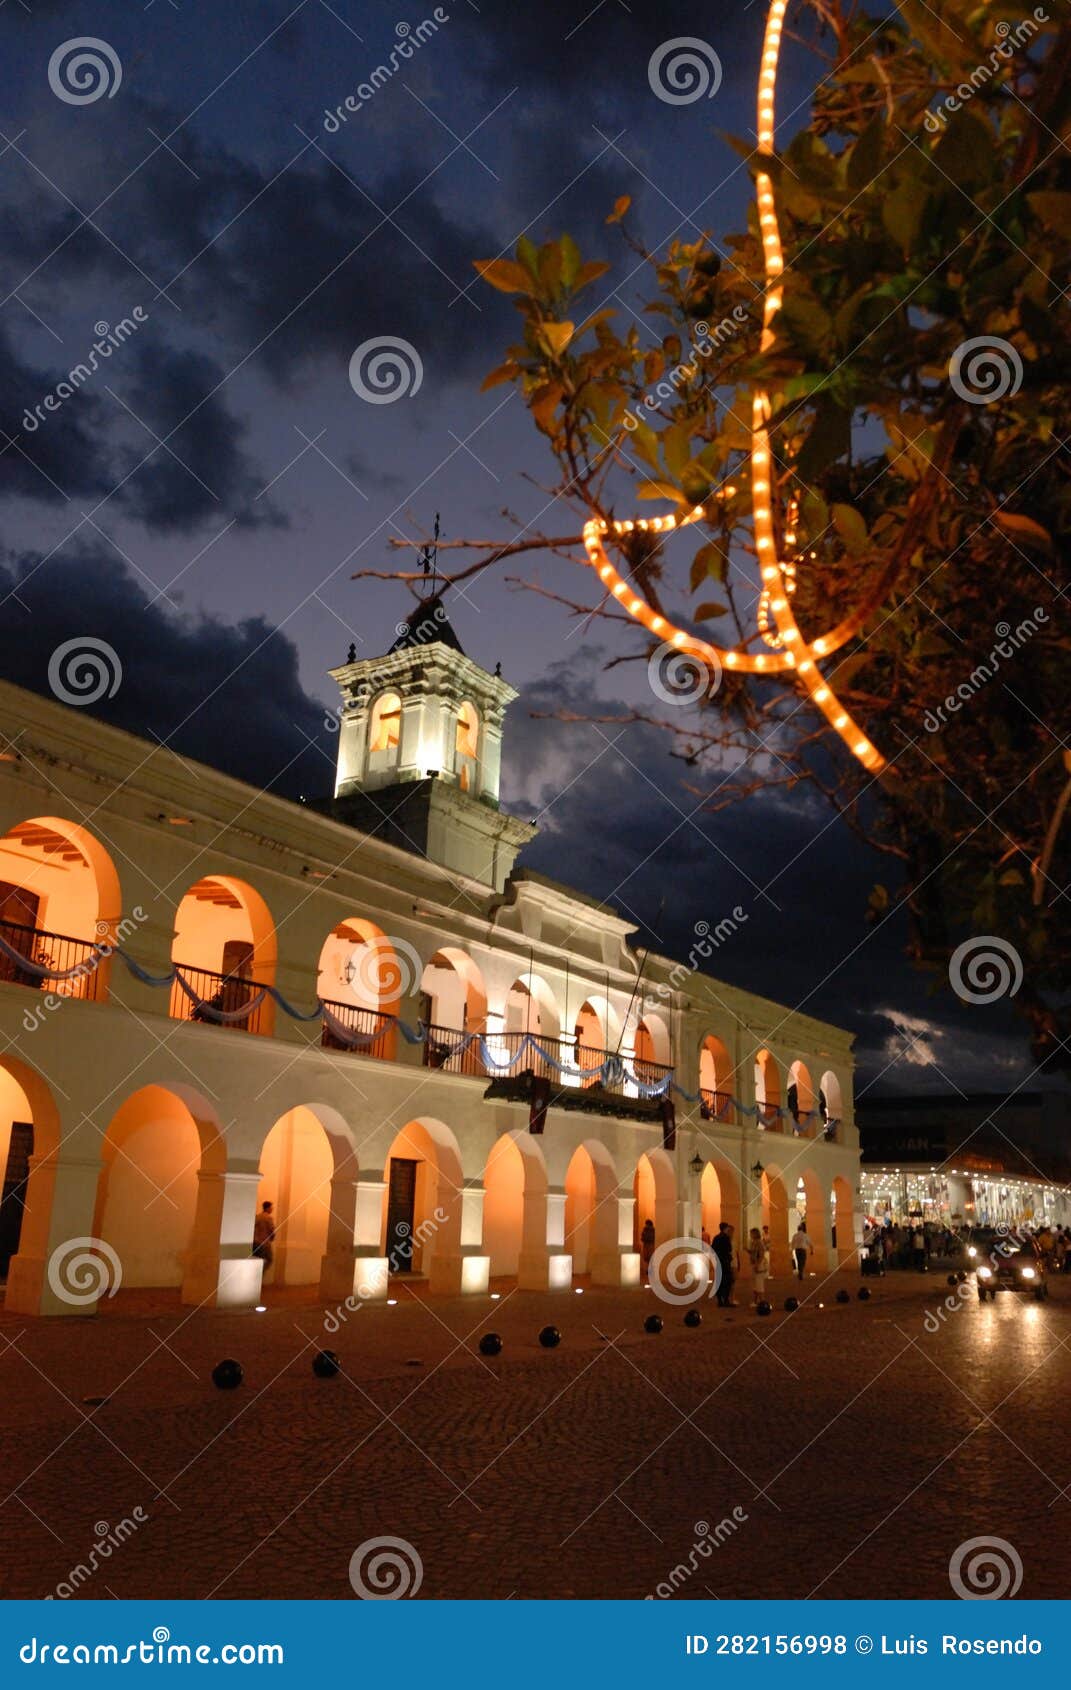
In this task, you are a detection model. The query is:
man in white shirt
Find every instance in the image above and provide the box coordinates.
[791,1224,812,1281]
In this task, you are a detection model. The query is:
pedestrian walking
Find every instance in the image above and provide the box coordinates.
[712,1222,738,1306]
[791,1223,812,1281]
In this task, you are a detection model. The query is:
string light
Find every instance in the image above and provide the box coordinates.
[578,0,886,775]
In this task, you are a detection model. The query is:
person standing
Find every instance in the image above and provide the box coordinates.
[791,1222,812,1281]
[640,1217,656,1280]
[712,1222,738,1306]
[253,1200,275,1274]
[748,1227,769,1307]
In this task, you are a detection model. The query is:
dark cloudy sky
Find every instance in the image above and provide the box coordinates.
[0,0,1037,1101]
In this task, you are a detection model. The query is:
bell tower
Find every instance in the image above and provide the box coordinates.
[328,591,535,891]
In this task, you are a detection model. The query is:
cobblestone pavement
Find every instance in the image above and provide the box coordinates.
[1,1268,1068,1601]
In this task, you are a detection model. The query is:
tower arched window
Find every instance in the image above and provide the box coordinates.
[455,701,479,791]
[369,691,402,758]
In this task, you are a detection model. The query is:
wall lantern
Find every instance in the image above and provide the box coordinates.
[751,1159,765,1180]
[689,1151,704,1179]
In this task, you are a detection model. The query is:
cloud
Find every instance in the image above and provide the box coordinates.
[0,547,334,797]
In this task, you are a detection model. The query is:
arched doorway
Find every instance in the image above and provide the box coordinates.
[317,917,402,1058]
[0,816,121,1002]
[796,1168,829,1271]
[258,1104,358,1296]
[633,1147,676,1253]
[699,1034,733,1122]
[700,1151,742,1241]
[499,972,560,1071]
[381,1117,466,1293]
[0,1060,58,1285]
[564,1139,619,1278]
[821,1071,844,1136]
[420,948,488,1075]
[482,1130,549,1281]
[833,1175,857,1264]
[570,995,619,1087]
[761,1164,792,1275]
[788,1061,815,1133]
[170,875,276,1036]
[755,1048,781,1130]
[93,1085,226,1299]
[630,1011,671,1092]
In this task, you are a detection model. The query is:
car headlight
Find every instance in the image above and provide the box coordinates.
[1020,1266,1036,1280]
[967,1247,977,1258]
[978,1266,993,1278]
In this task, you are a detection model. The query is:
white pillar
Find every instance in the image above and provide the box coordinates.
[5,1151,102,1317]
[182,1165,265,1311]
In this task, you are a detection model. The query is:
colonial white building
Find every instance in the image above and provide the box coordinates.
[0,598,860,1317]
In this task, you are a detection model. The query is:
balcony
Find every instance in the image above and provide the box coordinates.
[170,963,271,1035]
[320,998,396,1060]
[480,1029,674,1122]
[0,919,106,1001]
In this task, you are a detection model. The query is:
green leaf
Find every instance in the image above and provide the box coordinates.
[832,504,868,555]
[991,511,1053,551]
[796,397,850,481]
[480,361,518,392]
[560,233,581,291]
[637,479,689,505]
[847,114,886,191]
[689,543,727,591]
[474,258,533,294]
[882,179,925,253]
[1026,191,1071,231]
[537,320,575,357]
[516,236,540,281]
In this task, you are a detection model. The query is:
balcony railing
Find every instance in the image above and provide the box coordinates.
[170,963,271,1035]
[480,1029,674,1099]
[320,998,396,1059]
[700,1088,733,1122]
[0,919,106,1001]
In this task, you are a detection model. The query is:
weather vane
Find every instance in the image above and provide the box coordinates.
[416,512,442,601]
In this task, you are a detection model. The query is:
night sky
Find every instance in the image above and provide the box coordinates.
[0,1,1037,1099]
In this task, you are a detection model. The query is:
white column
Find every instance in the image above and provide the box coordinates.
[351,1171,389,1301]
[5,1151,102,1317]
[182,1165,265,1311]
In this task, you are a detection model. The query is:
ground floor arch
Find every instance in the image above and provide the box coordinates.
[700,1151,742,1242]
[257,1103,358,1296]
[633,1147,677,1256]
[564,1139,619,1277]
[482,1129,549,1280]
[795,1168,830,1272]
[833,1174,857,1264]
[90,1085,225,1296]
[381,1116,469,1293]
[761,1164,792,1275]
[0,1058,63,1301]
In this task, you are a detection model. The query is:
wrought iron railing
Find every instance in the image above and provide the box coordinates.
[471,1028,674,1097]
[0,919,106,1001]
[170,962,271,1035]
[320,998,396,1059]
[699,1088,734,1123]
